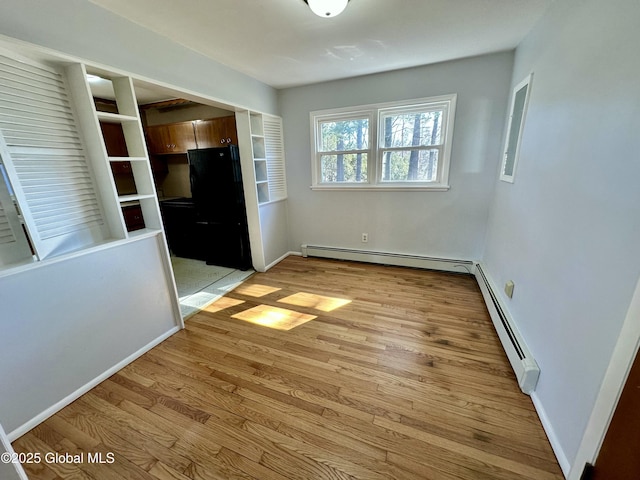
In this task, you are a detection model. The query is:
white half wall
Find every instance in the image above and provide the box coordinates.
[0,0,278,115]
[259,201,290,270]
[278,52,513,260]
[0,235,180,436]
[481,0,640,470]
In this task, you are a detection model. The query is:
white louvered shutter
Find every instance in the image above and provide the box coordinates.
[0,52,106,259]
[263,115,287,202]
[0,196,12,245]
[0,161,33,266]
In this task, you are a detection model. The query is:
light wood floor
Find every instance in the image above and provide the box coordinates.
[13,256,563,480]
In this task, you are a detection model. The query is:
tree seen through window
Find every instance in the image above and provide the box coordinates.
[381,110,441,182]
[319,118,369,182]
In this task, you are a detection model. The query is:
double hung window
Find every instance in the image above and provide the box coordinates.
[311,95,456,190]
[315,112,371,184]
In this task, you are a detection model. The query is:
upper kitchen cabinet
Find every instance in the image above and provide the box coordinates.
[145,122,197,154]
[194,116,238,147]
[144,116,238,154]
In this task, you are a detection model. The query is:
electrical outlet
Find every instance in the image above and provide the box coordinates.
[361,233,368,243]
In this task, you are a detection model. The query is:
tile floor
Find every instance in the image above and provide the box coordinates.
[170,257,254,319]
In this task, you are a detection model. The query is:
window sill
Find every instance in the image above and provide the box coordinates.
[310,184,450,192]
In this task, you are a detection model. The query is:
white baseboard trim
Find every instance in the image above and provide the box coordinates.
[300,244,474,274]
[264,251,301,271]
[7,326,180,442]
[531,392,571,478]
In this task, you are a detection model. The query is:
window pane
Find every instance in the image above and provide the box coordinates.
[381,149,439,182]
[321,154,368,182]
[381,111,442,148]
[503,84,528,177]
[319,119,369,152]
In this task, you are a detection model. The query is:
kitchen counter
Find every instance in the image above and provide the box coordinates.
[159,196,193,203]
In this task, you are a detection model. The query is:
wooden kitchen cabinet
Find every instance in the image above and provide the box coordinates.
[149,155,168,176]
[145,122,197,154]
[144,116,238,155]
[194,116,238,147]
[110,161,133,175]
[122,204,145,232]
[100,121,132,174]
[100,122,128,157]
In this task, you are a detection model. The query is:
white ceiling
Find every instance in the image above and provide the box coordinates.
[89,0,552,89]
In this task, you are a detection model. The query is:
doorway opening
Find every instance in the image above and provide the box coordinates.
[87,75,255,318]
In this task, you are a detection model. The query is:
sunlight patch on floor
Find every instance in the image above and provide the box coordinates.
[231,305,316,331]
[278,291,351,312]
[203,297,245,313]
[234,283,282,298]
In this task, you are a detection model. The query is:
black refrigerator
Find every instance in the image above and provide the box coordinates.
[185,145,252,270]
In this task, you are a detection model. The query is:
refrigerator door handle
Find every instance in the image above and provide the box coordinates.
[189,164,196,195]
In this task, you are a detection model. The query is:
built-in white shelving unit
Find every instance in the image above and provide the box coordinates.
[66,64,163,239]
[247,112,288,205]
[236,109,288,272]
[249,113,270,204]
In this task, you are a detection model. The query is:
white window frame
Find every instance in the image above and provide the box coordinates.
[310,94,456,191]
[500,73,533,183]
[310,109,374,187]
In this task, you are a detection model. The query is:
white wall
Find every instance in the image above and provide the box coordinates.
[481,0,640,470]
[278,52,513,259]
[0,236,179,437]
[0,0,278,115]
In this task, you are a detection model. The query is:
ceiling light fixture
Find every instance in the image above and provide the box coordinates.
[303,0,350,18]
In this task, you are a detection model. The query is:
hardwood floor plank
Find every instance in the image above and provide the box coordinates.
[59,400,158,471]
[11,434,60,480]
[215,447,288,480]
[13,433,95,480]
[373,415,559,480]
[144,402,225,464]
[183,460,251,480]
[322,408,525,480]
[91,378,155,409]
[147,462,192,480]
[246,421,389,480]
[38,416,101,451]
[273,422,418,480]
[237,390,388,461]
[110,373,211,423]
[80,393,177,449]
[386,450,494,480]
[13,257,562,479]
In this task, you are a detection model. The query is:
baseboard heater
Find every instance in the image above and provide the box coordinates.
[300,244,475,274]
[475,264,540,394]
